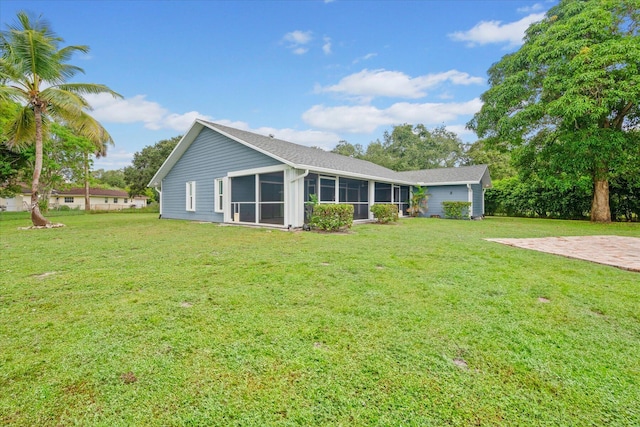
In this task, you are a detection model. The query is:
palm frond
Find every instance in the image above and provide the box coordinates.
[3,105,37,148]
[0,84,26,104]
[56,83,122,99]
[65,111,115,156]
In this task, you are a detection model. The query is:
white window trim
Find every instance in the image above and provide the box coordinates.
[214,178,224,213]
[186,181,196,211]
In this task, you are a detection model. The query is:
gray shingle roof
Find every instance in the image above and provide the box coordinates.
[395,164,491,186]
[149,119,491,187]
[203,121,409,183]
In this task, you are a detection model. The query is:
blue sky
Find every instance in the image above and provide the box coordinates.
[1,0,554,170]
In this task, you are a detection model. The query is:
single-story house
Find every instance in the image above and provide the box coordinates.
[148,120,491,228]
[0,187,147,211]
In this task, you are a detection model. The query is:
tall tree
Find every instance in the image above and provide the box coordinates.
[331,140,364,158]
[464,139,516,181]
[468,0,640,222]
[370,124,467,171]
[331,124,468,172]
[49,123,112,211]
[124,136,181,202]
[0,12,121,226]
[92,168,126,189]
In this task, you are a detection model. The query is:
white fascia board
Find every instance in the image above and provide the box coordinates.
[227,164,289,177]
[148,120,203,187]
[416,180,481,187]
[295,164,416,186]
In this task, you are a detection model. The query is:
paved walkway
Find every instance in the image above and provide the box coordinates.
[485,235,640,272]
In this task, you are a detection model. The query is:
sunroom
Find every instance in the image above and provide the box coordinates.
[225,165,411,228]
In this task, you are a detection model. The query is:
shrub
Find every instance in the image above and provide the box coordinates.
[371,204,398,224]
[57,205,71,211]
[310,204,354,232]
[442,201,471,219]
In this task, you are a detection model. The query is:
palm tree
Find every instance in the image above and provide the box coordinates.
[0,12,121,226]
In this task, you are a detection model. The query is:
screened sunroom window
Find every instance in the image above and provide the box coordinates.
[320,177,336,202]
[259,172,284,225]
[339,177,369,220]
[231,175,255,222]
[230,172,284,225]
[374,183,392,203]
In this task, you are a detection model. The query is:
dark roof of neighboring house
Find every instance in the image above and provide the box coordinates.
[54,188,129,197]
[20,187,147,198]
[149,119,491,187]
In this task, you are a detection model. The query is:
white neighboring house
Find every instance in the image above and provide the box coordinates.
[0,187,148,211]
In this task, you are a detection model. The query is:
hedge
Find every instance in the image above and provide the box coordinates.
[310,204,354,231]
[442,201,471,219]
[370,204,398,224]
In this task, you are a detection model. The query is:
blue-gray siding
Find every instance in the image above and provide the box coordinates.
[162,128,281,221]
[420,184,485,218]
[421,185,468,218]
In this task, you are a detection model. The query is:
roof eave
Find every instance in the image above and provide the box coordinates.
[148,119,204,187]
[295,164,415,185]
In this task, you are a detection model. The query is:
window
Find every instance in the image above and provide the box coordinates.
[124,198,128,204]
[230,172,284,225]
[320,177,336,202]
[259,172,284,225]
[186,181,196,211]
[374,183,392,203]
[113,198,118,203]
[64,197,74,203]
[231,175,255,222]
[104,197,109,203]
[394,185,410,216]
[214,178,224,213]
[339,178,369,220]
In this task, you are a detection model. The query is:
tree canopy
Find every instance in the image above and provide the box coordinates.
[124,136,181,201]
[331,124,468,172]
[468,0,640,222]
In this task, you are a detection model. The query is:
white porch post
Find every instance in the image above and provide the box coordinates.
[368,181,376,220]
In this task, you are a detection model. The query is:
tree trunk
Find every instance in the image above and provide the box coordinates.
[31,106,51,227]
[84,152,91,212]
[590,178,611,222]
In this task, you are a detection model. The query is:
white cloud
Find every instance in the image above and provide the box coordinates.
[353,53,377,64]
[283,30,313,45]
[302,98,483,134]
[283,30,313,54]
[448,12,545,47]
[322,37,332,55]
[93,149,136,170]
[85,93,212,132]
[444,124,476,138]
[517,3,544,13]
[317,69,484,101]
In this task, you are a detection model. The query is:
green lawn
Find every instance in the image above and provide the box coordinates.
[1,214,638,426]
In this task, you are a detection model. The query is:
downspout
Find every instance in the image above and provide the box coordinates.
[154,184,162,218]
[290,169,310,182]
[467,184,473,219]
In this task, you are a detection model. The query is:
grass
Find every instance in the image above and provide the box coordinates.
[1,214,638,426]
